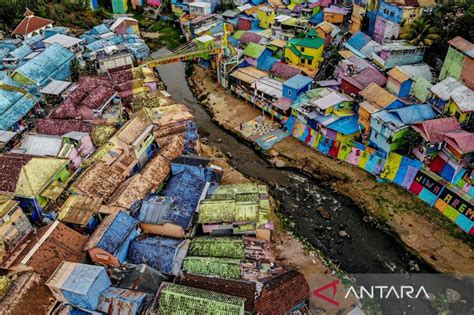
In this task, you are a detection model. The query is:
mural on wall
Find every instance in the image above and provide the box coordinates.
[286,117,474,234]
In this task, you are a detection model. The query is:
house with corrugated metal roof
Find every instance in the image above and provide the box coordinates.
[137,166,210,238]
[439,37,474,89]
[411,117,461,163]
[198,183,273,240]
[386,67,413,98]
[57,194,103,232]
[358,83,404,139]
[128,235,189,275]
[47,261,111,310]
[0,80,39,131]
[369,104,436,154]
[0,198,33,264]
[428,77,474,127]
[11,43,74,88]
[156,283,246,314]
[0,153,70,221]
[284,29,324,71]
[84,211,140,267]
[242,42,273,68]
[282,74,313,101]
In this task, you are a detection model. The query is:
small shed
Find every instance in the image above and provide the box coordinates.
[386,67,413,97]
[46,262,112,310]
[84,211,140,267]
[97,287,147,315]
[283,74,313,100]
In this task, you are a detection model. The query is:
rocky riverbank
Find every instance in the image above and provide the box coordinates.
[188,66,474,275]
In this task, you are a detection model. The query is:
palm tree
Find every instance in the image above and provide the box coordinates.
[399,18,440,46]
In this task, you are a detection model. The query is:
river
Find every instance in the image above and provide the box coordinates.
[154,51,472,314]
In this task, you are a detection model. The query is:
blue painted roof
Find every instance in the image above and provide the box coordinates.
[9,45,33,60]
[57,263,110,295]
[139,169,207,228]
[309,12,324,24]
[326,115,360,135]
[373,104,436,130]
[257,56,279,72]
[0,92,37,130]
[22,34,44,47]
[128,236,182,274]
[13,43,74,85]
[228,36,239,47]
[347,31,371,51]
[93,211,138,255]
[283,74,313,90]
[91,24,110,36]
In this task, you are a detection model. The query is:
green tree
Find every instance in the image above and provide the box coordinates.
[399,18,440,46]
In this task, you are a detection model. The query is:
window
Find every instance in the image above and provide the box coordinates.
[301,47,305,52]
[288,90,292,97]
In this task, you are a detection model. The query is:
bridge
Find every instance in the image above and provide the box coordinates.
[143,44,223,68]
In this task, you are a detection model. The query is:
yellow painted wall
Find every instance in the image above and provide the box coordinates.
[257,9,275,29]
[284,44,324,69]
[445,99,471,124]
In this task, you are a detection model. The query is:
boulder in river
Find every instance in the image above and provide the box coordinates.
[226,152,233,159]
[445,288,461,303]
[338,230,348,238]
[316,206,332,220]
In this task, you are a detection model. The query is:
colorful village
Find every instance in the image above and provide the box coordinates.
[0,0,472,314]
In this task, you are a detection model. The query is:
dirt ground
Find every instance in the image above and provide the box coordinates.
[189,66,474,275]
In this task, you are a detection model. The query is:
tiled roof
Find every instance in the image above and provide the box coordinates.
[0,153,33,194]
[36,119,92,136]
[19,221,88,278]
[12,12,53,36]
[52,76,115,120]
[412,117,461,143]
[85,211,138,254]
[255,270,309,314]
[175,272,256,313]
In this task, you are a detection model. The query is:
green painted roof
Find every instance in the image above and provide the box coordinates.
[301,54,314,60]
[232,30,245,40]
[243,42,266,59]
[189,237,245,259]
[289,36,324,49]
[289,45,301,57]
[183,257,242,279]
[159,284,245,314]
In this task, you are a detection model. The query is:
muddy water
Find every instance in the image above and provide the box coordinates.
[155,53,472,313]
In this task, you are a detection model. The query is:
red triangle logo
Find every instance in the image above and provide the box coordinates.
[313,279,340,307]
